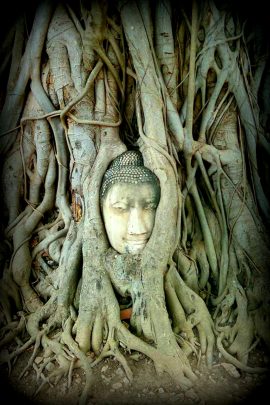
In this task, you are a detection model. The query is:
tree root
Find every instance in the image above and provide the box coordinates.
[118,322,196,389]
[0,315,25,349]
[91,326,133,381]
[164,270,196,356]
[175,333,200,359]
[167,265,215,366]
[19,329,45,379]
[61,317,93,405]
[0,336,35,366]
[0,267,22,322]
[217,333,268,374]
[31,227,67,260]
[35,354,57,380]
[33,366,54,397]
[226,286,254,364]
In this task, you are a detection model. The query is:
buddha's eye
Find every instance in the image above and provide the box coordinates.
[112,204,128,212]
[144,202,157,210]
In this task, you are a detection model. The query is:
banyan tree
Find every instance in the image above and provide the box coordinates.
[0,0,269,403]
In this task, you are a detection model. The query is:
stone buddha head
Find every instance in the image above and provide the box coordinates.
[100,150,160,254]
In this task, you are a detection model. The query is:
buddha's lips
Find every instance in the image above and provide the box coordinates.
[125,237,149,243]
[127,240,147,244]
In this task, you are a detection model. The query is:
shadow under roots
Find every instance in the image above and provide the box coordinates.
[0,370,34,404]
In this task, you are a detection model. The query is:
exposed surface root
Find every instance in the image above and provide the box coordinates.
[91,326,133,382]
[217,334,268,374]
[117,323,197,390]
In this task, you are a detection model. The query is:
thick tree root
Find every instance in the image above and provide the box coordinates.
[61,317,93,405]
[217,334,268,374]
[167,265,215,366]
[117,323,197,389]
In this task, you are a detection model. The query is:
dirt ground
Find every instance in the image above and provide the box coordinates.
[0,340,269,405]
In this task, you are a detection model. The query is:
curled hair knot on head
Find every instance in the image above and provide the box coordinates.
[100,150,160,200]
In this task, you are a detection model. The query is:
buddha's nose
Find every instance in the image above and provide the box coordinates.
[127,208,147,235]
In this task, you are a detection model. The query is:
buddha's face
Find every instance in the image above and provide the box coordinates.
[102,182,159,254]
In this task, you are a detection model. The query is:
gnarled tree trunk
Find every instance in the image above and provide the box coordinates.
[0,0,269,403]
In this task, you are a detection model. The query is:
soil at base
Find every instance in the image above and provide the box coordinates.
[0,344,269,405]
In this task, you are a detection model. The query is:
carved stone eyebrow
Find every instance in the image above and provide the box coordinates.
[144,198,156,203]
[111,201,128,207]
